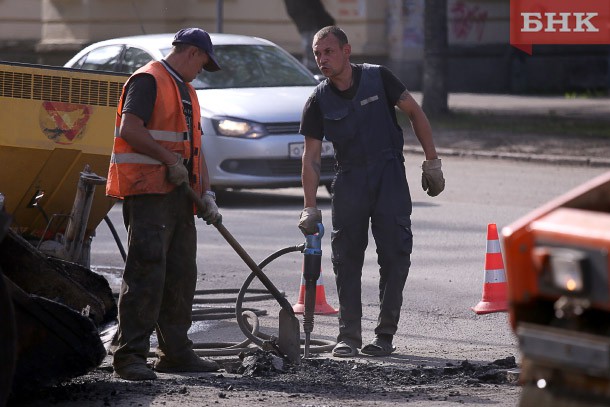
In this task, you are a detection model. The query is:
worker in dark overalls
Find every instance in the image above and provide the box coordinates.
[299,26,445,357]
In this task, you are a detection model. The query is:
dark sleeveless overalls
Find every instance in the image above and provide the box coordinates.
[316,64,413,347]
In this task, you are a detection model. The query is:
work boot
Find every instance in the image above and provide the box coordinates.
[154,351,220,373]
[361,334,396,357]
[113,363,157,381]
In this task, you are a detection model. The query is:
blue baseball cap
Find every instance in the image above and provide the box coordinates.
[172,28,221,72]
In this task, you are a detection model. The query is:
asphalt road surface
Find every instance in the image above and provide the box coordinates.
[32,154,602,407]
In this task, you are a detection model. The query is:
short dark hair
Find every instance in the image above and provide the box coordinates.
[314,26,349,47]
[173,43,192,53]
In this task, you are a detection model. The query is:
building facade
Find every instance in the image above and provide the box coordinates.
[0,0,607,93]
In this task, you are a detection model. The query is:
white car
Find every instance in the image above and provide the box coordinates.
[64,33,335,190]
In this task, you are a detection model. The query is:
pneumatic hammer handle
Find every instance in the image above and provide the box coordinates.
[303,223,323,358]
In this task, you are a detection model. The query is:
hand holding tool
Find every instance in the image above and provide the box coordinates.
[196,192,222,225]
[167,154,189,186]
[298,207,322,235]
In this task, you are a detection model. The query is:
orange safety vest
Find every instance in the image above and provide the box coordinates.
[106,61,203,199]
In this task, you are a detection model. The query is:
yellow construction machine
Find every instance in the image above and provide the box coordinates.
[0,60,126,263]
[0,61,128,402]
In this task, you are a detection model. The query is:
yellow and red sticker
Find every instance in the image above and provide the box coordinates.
[39,101,93,145]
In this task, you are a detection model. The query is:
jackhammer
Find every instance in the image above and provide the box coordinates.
[302,224,323,358]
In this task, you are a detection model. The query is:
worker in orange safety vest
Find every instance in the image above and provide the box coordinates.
[106,28,222,381]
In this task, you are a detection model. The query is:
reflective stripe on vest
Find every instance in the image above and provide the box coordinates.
[110,152,162,165]
[113,126,186,143]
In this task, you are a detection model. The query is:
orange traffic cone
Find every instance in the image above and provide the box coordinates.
[293,268,338,315]
[472,223,508,315]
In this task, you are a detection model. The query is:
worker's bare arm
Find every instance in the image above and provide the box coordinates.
[120,112,177,165]
[396,90,438,160]
[302,136,322,208]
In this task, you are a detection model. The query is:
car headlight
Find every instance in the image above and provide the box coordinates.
[211,118,267,139]
[548,248,588,294]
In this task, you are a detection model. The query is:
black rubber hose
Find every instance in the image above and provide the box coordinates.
[258,244,306,270]
[235,267,335,354]
[191,306,266,321]
[235,244,304,347]
[103,215,126,262]
[189,246,305,356]
[192,310,261,357]
[191,311,262,357]
[161,243,335,356]
[193,288,279,304]
[241,243,335,354]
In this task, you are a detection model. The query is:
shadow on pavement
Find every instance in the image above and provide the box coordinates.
[216,188,330,209]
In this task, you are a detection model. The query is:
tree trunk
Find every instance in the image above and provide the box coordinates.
[422,0,449,116]
[283,0,334,70]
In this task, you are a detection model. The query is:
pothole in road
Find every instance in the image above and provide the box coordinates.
[9,351,519,405]
[230,350,518,391]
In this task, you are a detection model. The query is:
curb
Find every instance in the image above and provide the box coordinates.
[404,146,610,168]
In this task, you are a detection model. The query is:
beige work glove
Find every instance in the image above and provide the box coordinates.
[197,192,222,225]
[421,158,445,197]
[298,207,322,235]
[167,154,189,186]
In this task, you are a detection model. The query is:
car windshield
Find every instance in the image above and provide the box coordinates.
[190,44,318,89]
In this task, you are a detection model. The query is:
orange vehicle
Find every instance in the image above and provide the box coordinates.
[502,171,610,406]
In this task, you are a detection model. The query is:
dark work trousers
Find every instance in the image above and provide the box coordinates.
[331,156,413,348]
[112,186,197,369]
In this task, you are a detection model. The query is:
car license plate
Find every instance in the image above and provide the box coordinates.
[288,141,334,159]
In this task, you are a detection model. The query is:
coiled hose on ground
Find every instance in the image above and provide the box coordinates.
[103,214,337,358]
[231,244,335,355]
[190,243,335,357]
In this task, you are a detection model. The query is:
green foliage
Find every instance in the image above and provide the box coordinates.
[564,90,608,99]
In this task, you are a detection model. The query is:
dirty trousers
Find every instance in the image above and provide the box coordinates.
[113,186,197,368]
[331,158,413,348]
